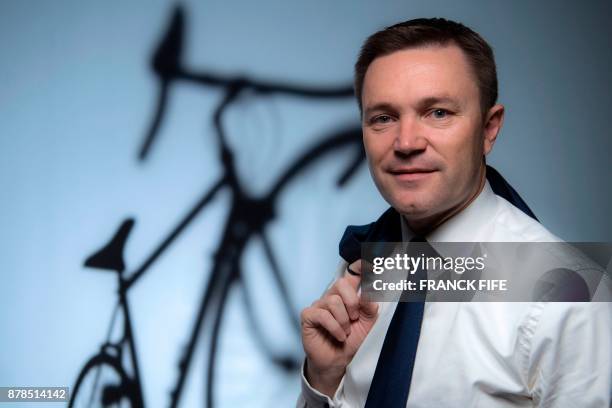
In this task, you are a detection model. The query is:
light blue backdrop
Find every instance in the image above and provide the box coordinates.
[1,0,610,407]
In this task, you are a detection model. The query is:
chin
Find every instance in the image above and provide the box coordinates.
[387,196,432,218]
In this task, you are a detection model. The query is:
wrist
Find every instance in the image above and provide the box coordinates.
[305,359,345,399]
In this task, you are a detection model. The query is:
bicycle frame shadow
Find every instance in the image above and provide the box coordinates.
[70,5,365,408]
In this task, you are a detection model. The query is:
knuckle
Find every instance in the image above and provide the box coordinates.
[329,294,343,307]
[300,307,311,324]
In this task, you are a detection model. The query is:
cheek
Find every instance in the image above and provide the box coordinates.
[363,135,390,164]
[364,144,385,183]
[432,128,482,177]
[445,126,484,161]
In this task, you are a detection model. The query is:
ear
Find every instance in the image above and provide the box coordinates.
[482,104,504,155]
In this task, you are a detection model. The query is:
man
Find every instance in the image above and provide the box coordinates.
[298,18,611,407]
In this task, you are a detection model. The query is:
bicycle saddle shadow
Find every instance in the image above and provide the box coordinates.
[85,218,135,273]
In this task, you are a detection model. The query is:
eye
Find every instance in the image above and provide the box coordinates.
[431,109,449,119]
[370,114,393,125]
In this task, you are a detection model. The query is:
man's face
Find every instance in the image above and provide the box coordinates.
[361,45,501,230]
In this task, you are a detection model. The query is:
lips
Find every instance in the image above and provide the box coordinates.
[388,167,437,181]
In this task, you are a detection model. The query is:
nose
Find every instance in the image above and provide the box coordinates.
[393,116,427,156]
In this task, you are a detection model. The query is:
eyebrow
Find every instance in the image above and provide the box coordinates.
[363,96,462,118]
[363,103,397,119]
[415,96,462,111]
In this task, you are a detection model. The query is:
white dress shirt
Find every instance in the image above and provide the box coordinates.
[298,181,612,407]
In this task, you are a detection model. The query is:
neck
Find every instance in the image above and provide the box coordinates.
[403,164,487,236]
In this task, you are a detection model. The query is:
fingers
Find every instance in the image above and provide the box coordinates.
[326,260,362,320]
[315,294,351,336]
[303,272,360,341]
[301,306,347,342]
[301,259,379,342]
[343,259,378,320]
[332,277,360,321]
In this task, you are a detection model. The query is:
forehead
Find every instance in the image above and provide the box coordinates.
[362,45,480,109]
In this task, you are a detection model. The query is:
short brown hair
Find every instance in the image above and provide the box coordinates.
[354,18,498,116]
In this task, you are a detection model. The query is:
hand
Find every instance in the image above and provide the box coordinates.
[300,260,379,398]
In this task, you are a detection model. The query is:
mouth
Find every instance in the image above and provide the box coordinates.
[388,167,437,182]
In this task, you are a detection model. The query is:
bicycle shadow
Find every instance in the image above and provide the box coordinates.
[71,5,366,408]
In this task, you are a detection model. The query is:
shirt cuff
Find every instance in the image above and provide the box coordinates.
[299,359,345,408]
